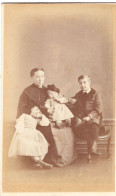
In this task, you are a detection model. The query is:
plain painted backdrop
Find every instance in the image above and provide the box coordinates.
[3,3,115,122]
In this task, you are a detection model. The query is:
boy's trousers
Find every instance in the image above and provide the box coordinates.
[72,118,99,145]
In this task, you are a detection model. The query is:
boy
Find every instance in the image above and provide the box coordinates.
[70,75,102,155]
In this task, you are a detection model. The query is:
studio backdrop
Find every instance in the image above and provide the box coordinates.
[3,3,115,122]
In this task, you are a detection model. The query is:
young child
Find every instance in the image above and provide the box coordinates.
[70,75,102,154]
[8,106,53,169]
[45,84,74,128]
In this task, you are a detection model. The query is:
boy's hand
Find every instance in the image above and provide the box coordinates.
[83,116,91,122]
[69,98,77,104]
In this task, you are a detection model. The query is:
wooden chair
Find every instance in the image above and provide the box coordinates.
[66,104,111,163]
[86,124,111,163]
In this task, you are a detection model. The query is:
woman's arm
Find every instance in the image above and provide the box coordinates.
[17,91,31,118]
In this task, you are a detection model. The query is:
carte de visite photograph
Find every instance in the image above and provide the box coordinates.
[2,2,115,193]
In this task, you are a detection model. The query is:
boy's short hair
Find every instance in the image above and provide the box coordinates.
[78,75,91,82]
[30,68,44,77]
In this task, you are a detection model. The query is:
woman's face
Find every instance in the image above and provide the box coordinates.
[32,70,45,88]
[31,106,42,118]
[47,90,58,99]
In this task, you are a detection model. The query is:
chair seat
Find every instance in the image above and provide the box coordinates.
[98,129,111,140]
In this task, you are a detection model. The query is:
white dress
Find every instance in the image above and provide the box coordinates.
[45,97,74,121]
[8,114,49,160]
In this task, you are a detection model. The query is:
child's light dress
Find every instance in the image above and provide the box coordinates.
[8,114,49,160]
[45,95,74,121]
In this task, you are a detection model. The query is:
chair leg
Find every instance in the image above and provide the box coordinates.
[87,152,92,163]
[107,135,111,158]
[87,141,92,163]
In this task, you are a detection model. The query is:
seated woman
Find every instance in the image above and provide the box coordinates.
[15,67,77,167]
[8,106,53,169]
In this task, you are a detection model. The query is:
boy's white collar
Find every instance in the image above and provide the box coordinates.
[83,89,91,94]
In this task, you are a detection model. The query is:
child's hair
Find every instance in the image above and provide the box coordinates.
[78,75,91,82]
[47,84,60,93]
[30,106,39,113]
[30,68,44,77]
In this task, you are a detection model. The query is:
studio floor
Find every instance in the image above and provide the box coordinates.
[2,148,115,192]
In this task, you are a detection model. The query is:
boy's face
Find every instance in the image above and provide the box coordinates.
[31,106,42,118]
[78,77,91,92]
[32,70,45,87]
[47,90,58,99]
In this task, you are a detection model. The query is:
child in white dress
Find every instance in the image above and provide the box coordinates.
[45,84,74,128]
[8,106,53,169]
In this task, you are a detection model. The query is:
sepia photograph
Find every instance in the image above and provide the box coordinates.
[1,2,116,193]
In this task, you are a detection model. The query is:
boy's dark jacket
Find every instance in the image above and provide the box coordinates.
[72,88,102,125]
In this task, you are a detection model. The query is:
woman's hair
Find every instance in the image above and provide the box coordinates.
[78,75,91,82]
[30,68,44,77]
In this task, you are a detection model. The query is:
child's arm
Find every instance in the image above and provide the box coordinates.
[68,92,78,104]
[44,99,51,109]
[44,99,55,116]
[68,98,77,104]
[15,114,25,133]
[55,95,69,104]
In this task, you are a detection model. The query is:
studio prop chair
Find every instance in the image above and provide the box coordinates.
[73,114,111,163]
[67,104,111,163]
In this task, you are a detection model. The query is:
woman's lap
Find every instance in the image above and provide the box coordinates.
[50,122,77,167]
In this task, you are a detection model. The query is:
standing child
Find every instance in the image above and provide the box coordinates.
[45,84,74,128]
[8,106,53,169]
[70,75,102,154]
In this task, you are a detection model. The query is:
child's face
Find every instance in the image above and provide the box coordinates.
[31,106,42,118]
[47,90,58,99]
[78,77,91,91]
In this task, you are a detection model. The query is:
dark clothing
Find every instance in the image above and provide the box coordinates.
[71,88,102,146]
[37,124,59,163]
[36,124,56,147]
[17,84,48,118]
[72,88,102,125]
[72,121,99,141]
[17,83,59,163]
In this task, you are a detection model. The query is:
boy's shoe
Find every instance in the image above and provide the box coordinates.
[66,119,71,127]
[55,123,64,129]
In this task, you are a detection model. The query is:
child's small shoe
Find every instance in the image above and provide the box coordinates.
[66,119,71,127]
[37,160,53,169]
[55,121,64,129]
[33,163,42,170]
